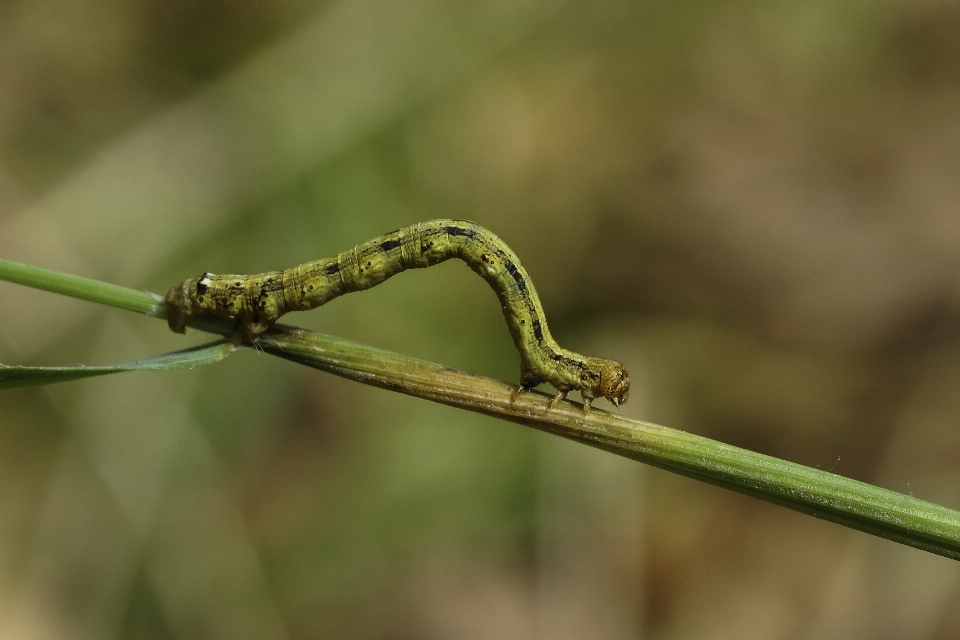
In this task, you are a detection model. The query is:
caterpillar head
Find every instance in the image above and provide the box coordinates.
[582,357,630,407]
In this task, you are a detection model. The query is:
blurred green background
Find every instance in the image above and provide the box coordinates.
[3,0,960,637]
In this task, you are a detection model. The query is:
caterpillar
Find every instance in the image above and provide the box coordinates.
[165,220,629,411]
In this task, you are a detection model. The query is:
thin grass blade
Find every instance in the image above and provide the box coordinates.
[0,341,235,390]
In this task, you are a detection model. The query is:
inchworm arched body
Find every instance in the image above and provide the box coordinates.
[165,220,629,410]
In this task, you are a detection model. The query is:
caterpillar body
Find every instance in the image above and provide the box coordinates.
[165,220,629,411]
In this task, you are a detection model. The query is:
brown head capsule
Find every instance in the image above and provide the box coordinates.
[581,357,630,407]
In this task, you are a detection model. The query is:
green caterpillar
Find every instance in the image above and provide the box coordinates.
[165,220,629,411]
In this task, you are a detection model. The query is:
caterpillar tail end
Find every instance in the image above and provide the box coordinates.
[164,279,194,334]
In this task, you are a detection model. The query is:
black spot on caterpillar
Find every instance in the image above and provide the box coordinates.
[165,220,629,411]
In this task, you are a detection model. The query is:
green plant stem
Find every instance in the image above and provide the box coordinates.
[258,326,960,560]
[0,258,165,317]
[3,257,960,560]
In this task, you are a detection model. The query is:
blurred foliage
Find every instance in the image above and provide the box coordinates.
[3,0,960,638]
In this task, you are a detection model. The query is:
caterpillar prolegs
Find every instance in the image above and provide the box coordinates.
[165,220,629,411]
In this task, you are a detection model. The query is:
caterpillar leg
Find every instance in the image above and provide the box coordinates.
[511,377,540,404]
[548,389,569,409]
[228,324,246,347]
[582,396,593,414]
[511,371,542,405]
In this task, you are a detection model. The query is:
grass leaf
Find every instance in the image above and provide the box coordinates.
[0,341,235,390]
